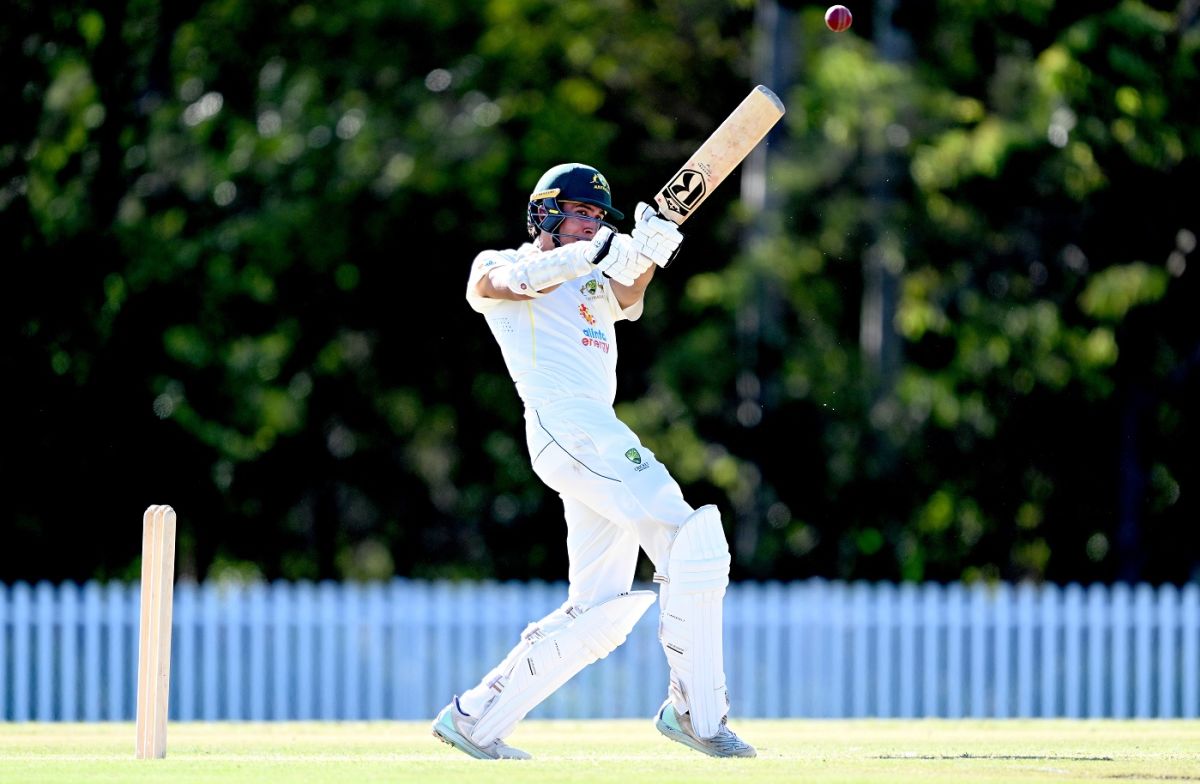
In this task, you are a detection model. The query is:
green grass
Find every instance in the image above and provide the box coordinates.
[2,720,1198,784]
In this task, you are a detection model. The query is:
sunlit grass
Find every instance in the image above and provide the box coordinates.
[1,720,1197,784]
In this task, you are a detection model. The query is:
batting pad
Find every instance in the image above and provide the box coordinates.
[469,590,656,746]
[658,504,731,739]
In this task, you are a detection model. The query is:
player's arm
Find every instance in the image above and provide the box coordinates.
[471,225,657,301]
[609,264,656,309]
[469,244,588,301]
[472,261,536,301]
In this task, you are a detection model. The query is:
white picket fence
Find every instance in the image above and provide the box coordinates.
[0,578,1196,722]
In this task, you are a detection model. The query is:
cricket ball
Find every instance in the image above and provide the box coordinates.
[825,5,852,32]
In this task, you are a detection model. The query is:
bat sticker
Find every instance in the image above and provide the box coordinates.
[661,170,707,217]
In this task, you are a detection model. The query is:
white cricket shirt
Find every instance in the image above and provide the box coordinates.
[466,243,644,409]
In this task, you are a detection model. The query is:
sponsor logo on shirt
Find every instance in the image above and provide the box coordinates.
[579,304,610,352]
[581,326,610,353]
[580,279,605,299]
[624,448,651,471]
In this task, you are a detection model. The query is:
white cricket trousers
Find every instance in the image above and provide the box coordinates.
[456,397,695,721]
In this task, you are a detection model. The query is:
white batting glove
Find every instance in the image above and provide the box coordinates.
[631,201,684,268]
[584,226,652,285]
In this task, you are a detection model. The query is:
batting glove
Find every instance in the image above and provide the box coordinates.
[631,202,684,268]
[585,226,652,286]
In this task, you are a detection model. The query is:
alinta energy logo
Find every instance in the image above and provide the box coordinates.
[578,303,610,352]
[624,448,650,471]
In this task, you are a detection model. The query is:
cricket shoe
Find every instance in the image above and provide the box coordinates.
[431,697,532,760]
[654,699,756,758]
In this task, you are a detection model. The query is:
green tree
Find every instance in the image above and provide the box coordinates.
[5,0,1197,588]
[652,1,1198,584]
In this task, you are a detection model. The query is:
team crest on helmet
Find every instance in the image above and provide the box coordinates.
[591,173,611,196]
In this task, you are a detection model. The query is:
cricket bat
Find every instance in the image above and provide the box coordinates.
[653,84,786,225]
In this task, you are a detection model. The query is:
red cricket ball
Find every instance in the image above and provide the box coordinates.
[825,5,853,33]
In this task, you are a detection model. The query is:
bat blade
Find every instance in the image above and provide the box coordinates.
[653,84,786,225]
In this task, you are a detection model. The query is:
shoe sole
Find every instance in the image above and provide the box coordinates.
[655,716,723,758]
[432,715,494,760]
[655,709,757,758]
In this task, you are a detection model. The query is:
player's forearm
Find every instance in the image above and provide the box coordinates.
[611,263,655,309]
[474,271,538,300]
[479,244,593,299]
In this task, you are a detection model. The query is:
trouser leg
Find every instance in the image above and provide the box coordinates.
[456,472,645,730]
[528,404,733,737]
[561,495,640,607]
[526,405,694,569]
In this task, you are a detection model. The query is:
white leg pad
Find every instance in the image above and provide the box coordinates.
[469,590,656,746]
[657,504,731,739]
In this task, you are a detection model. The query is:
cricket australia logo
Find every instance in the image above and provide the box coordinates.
[625,448,650,471]
[578,303,596,325]
[661,169,706,217]
[580,279,604,298]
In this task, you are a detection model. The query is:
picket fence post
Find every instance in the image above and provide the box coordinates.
[0,578,1197,721]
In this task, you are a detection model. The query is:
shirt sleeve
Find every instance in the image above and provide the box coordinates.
[465,249,512,314]
[607,283,644,322]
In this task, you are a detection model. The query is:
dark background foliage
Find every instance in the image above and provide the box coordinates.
[5,0,1197,587]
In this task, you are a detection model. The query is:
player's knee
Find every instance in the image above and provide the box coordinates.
[665,504,731,591]
[580,592,655,654]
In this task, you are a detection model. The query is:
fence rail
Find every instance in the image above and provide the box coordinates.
[1,579,1197,721]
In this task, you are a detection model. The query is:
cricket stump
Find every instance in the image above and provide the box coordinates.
[135,504,176,759]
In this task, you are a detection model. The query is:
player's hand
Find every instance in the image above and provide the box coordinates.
[584,226,653,285]
[632,202,684,268]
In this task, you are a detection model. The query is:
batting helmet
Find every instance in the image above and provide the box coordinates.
[527,163,624,239]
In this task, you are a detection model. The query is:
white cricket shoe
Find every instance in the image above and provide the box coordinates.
[431,697,532,760]
[654,699,756,758]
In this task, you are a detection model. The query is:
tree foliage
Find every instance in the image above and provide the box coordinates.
[4,0,1197,586]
